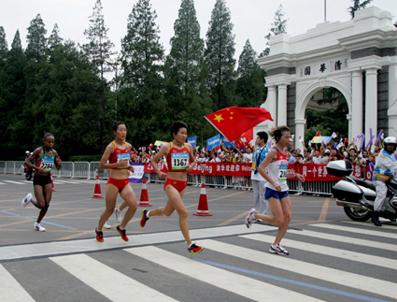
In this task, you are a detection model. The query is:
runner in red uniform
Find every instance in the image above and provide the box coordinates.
[140,121,203,254]
[95,121,138,242]
[22,132,62,232]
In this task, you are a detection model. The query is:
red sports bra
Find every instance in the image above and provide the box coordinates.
[165,143,192,172]
[108,141,131,169]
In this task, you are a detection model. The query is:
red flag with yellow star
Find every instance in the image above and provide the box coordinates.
[204,106,273,142]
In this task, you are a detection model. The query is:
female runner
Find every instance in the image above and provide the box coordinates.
[95,121,138,242]
[140,121,203,253]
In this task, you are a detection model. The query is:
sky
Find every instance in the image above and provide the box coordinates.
[1,0,396,62]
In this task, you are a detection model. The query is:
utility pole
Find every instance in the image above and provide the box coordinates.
[324,0,327,22]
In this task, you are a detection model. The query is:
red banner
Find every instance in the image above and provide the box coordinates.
[144,162,373,181]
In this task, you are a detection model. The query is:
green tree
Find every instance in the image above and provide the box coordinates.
[349,0,373,19]
[163,0,212,141]
[83,0,114,80]
[83,0,115,149]
[235,39,266,106]
[260,5,287,57]
[120,0,166,144]
[204,0,236,108]
[0,30,28,157]
[11,30,22,50]
[0,26,7,58]
[165,0,204,97]
[26,14,47,60]
[305,88,348,142]
[48,23,63,52]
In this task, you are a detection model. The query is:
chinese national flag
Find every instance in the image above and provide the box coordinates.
[205,106,273,142]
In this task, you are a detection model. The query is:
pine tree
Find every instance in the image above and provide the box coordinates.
[0,26,7,58]
[164,0,212,144]
[48,24,63,52]
[120,0,165,143]
[204,0,235,108]
[235,40,265,106]
[26,14,47,60]
[166,0,204,96]
[349,0,372,18]
[83,0,114,80]
[260,5,287,57]
[83,0,115,149]
[11,30,22,50]
[1,30,27,155]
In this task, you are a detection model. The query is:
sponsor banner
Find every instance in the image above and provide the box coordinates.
[144,162,373,181]
[128,163,145,183]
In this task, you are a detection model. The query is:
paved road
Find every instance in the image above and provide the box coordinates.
[0,174,396,302]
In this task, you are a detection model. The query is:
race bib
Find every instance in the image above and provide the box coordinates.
[171,153,189,170]
[117,153,130,162]
[40,155,55,170]
[278,163,288,183]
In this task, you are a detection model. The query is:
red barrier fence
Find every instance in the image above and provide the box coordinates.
[144,162,373,181]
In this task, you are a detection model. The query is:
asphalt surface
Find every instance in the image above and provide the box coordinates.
[0,174,396,302]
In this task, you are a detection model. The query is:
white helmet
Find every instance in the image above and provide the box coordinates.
[384,136,397,145]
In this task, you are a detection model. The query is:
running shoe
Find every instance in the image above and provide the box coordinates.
[114,208,122,223]
[269,244,289,256]
[245,208,257,228]
[116,225,129,241]
[34,222,46,232]
[140,209,150,228]
[22,193,32,208]
[278,244,290,256]
[95,228,104,242]
[104,222,112,229]
[188,243,204,254]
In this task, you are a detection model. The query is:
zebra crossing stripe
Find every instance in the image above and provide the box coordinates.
[50,254,178,302]
[2,180,25,185]
[310,223,397,240]
[0,264,35,302]
[241,234,397,270]
[125,246,325,302]
[0,182,5,185]
[287,229,397,252]
[199,239,397,300]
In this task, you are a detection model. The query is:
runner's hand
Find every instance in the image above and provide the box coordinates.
[296,174,305,182]
[274,184,282,192]
[157,171,167,179]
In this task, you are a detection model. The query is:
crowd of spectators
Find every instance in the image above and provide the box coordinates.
[130,135,385,169]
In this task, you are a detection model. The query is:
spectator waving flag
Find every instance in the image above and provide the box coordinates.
[205,106,273,142]
[207,134,221,151]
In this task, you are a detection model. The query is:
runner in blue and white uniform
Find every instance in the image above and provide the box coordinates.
[245,126,304,256]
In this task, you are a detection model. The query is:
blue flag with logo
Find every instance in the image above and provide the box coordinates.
[207,134,221,151]
[188,135,197,148]
[222,136,235,149]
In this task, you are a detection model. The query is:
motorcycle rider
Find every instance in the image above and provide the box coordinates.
[372,136,397,226]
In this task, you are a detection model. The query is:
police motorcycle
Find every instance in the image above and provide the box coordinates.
[326,160,397,222]
[23,151,34,181]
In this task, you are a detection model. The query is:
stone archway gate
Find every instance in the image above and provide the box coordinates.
[257,6,397,151]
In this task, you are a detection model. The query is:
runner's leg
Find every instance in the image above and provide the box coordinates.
[97,184,118,230]
[118,185,137,229]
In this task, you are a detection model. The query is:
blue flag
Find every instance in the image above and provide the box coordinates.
[188,135,197,148]
[207,134,221,151]
[222,136,235,149]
